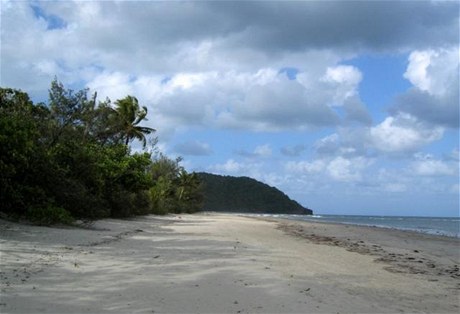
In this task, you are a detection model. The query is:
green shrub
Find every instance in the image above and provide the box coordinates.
[27,205,74,225]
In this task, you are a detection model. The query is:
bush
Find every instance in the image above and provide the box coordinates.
[27,205,74,225]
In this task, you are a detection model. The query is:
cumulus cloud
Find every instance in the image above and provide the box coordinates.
[2,1,456,138]
[207,159,267,181]
[410,154,458,177]
[326,156,373,182]
[404,49,458,97]
[88,71,137,101]
[224,73,340,131]
[314,134,342,156]
[253,145,272,158]
[313,113,445,157]
[321,65,362,104]
[85,65,359,134]
[404,50,435,93]
[2,1,458,99]
[286,160,326,175]
[314,128,369,158]
[369,113,444,153]
[208,159,244,174]
[392,47,459,128]
[286,155,373,183]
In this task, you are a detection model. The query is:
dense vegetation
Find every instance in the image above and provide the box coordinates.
[0,80,203,224]
[197,173,313,215]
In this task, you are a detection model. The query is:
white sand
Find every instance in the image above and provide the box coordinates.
[1,213,459,313]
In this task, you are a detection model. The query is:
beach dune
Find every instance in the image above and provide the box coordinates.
[1,213,459,313]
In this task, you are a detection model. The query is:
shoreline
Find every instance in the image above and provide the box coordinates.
[237,212,460,239]
[261,215,459,239]
[1,213,459,313]
[256,215,460,283]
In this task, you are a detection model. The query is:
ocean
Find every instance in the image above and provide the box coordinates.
[253,214,460,238]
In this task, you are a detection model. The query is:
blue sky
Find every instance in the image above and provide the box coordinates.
[1,0,459,216]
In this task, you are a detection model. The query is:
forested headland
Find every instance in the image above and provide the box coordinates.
[198,173,313,215]
[0,80,203,224]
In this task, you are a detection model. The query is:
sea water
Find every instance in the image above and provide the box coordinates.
[254,214,460,238]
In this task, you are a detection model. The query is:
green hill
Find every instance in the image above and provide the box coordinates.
[197,172,313,215]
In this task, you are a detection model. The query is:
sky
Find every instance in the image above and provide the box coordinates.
[1,0,459,217]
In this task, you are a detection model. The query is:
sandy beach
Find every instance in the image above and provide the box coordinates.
[1,213,459,313]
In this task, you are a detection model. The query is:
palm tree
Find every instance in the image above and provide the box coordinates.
[113,96,155,148]
[175,170,203,213]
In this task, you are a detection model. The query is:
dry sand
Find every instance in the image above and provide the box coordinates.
[0,213,459,313]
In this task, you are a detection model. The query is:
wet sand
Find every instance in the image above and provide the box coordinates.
[1,213,459,313]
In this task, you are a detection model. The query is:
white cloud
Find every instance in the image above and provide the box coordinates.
[410,154,457,176]
[208,159,267,181]
[314,133,340,155]
[370,114,444,153]
[404,48,459,96]
[224,71,340,131]
[312,118,450,176]
[286,155,373,183]
[215,63,361,131]
[295,64,363,108]
[326,156,372,182]
[404,50,434,93]
[324,65,362,85]
[0,2,371,135]
[34,60,60,76]
[322,65,362,104]
[87,71,135,101]
[253,68,279,85]
[2,1,458,92]
[393,47,459,128]
[254,144,272,158]
[168,72,218,91]
[286,160,326,174]
[4,1,455,137]
[314,128,370,158]
[85,65,354,135]
[209,159,243,174]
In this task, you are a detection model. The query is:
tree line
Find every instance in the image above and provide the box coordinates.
[0,80,203,224]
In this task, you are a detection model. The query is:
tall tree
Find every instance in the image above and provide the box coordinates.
[48,79,89,146]
[114,96,155,148]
